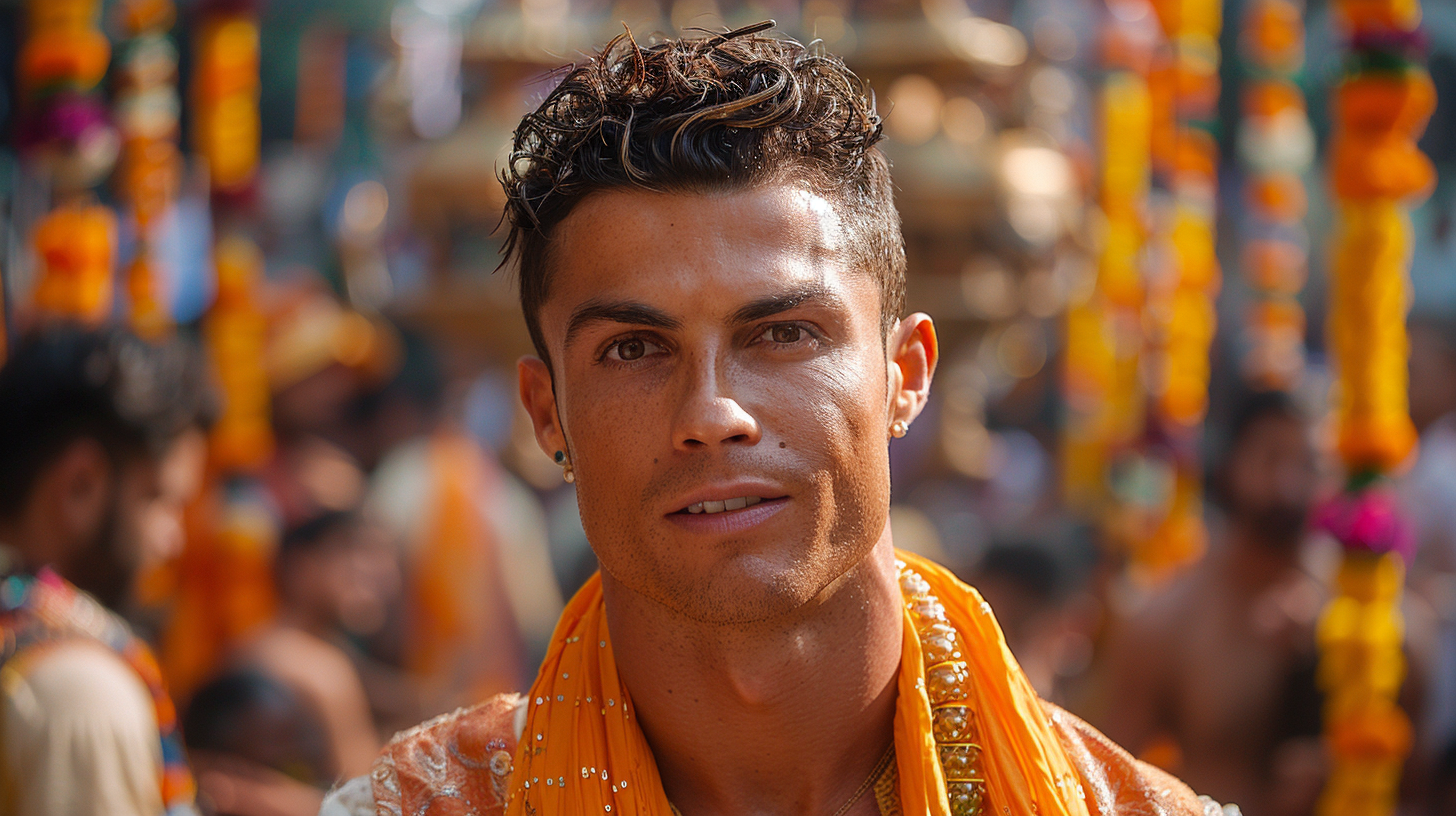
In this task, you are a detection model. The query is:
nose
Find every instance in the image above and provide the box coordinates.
[671,352,761,451]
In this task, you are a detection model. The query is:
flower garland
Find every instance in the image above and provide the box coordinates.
[115,0,181,338]
[1063,49,1153,513]
[21,0,119,325]
[1130,0,1223,579]
[1315,1,1433,813]
[193,0,268,469]
[156,0,277,699]
[1237,0,1314,389]
[192,0,261,201]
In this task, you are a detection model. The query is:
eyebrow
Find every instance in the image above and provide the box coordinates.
[565,300,683,348]
[729,283,842,325]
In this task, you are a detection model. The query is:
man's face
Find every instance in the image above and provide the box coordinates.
[72,429,207,608]
[524,184,909,624]
[1224,412,1318,545]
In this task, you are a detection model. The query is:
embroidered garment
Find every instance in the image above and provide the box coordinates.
[353,551,1217,816]
[0,568,196,814]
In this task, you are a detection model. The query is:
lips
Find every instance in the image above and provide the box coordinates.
[666,481,788,518]
[683,496,764,514]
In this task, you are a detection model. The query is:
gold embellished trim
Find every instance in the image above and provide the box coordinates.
[898,562,988,816]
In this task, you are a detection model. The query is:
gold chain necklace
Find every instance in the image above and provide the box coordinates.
[667,741,894,816]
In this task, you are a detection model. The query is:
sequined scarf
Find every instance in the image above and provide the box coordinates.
[0,567,197,813]
[504,550,1090,816]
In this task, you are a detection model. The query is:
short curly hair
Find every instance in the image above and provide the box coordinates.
[500,25,906,365]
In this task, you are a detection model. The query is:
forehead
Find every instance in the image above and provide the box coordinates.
[543,184,857,314]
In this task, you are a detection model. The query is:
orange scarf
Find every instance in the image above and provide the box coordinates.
[506,550,1090,816]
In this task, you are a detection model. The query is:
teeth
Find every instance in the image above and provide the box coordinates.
[683,497,766,515]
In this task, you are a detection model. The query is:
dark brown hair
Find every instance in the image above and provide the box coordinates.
[500,25,906,364]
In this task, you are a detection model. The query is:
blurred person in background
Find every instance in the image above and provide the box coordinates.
[967,537,1098,707]
[1098,391,1325,816]
[232,510,398,780]
[360,332,559,721]
[263,286,398,528]
[1403,314,1456,767]
[184,670,331,816]
[0,327,211,816]
[326,27,1224,816]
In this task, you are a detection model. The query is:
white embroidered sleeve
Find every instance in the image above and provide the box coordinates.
[319,775,374,816]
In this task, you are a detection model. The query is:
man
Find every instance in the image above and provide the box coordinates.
[1099,392,1324,816]
[325,27,1224,816]
[1403,315,1456,764]
[184,670,332,816]
[0,326,211,816]
[233,510,398,780]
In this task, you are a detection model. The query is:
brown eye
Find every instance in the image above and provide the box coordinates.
[606,337,664,362]
[770,325,803,344]
[617,339,646,360]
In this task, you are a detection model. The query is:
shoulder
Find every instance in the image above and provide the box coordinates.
[331,693,523,816]
[1,641,165,816]
[3,640,158,735]
[1041,702,1237,816]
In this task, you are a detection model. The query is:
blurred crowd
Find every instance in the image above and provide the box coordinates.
[2,296,1455,816]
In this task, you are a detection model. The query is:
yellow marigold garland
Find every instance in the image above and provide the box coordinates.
[1128,0,1223,580]
[1063,44,1153,514]
[1316,2,1434,814]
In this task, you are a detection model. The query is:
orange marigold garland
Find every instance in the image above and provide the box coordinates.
[1127,0,1222,580]
[157,0,277,699]
[20,0,120,325]
[115,0,182,338]
[1314,2,1434,814]
[1237,0,1314,389]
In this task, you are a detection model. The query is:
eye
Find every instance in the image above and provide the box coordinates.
[757,323,816,347]
[605,336,664,362]
[769,325,803,344]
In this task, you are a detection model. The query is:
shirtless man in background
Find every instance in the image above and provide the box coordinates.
[1099,392,1326,816]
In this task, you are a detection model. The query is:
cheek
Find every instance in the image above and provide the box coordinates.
[770,349,892,529]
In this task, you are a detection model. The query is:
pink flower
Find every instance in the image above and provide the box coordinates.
[1314,489,1415,562]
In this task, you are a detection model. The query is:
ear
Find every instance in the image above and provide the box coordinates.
[49,438,113,548]
[887,313,938,431]
[518,356,568,461]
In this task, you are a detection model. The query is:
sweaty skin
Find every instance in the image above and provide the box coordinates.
[518,184,937,816]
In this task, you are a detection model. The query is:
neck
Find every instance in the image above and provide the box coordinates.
[604,536,903,816]
[275,601,335,640]
[1221,520,1302,588]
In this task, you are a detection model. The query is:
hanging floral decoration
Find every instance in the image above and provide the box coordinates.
[1126,0,1222,580]
[1237,0,1314,389]
[114,0,182,338]
[155,0,277,700]
[1064,0,1156,515]
[1315,1,1434,814]
[21,0,120,325]
[193,0,268,469]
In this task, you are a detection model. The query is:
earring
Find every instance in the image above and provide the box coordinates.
[889,420,909,438]
[554,450,575,483]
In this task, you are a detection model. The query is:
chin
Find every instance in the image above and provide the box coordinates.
[605,534,870,625]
